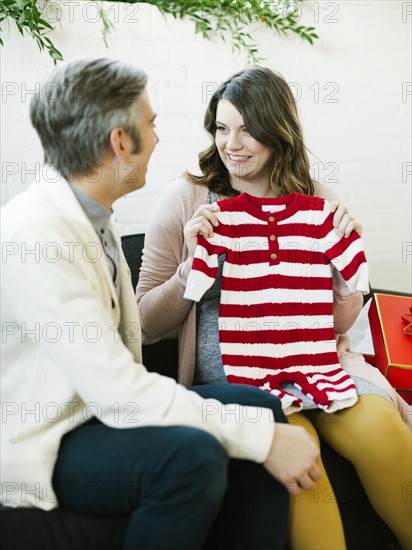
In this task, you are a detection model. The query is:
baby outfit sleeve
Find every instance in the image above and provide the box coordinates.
[184,231,227,302]
[322,208,369,294]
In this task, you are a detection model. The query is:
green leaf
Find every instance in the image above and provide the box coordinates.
[0,0,319,64]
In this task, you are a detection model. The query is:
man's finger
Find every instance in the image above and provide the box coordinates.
[297,473,315,491]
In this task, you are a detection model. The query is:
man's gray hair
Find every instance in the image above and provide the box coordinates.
[30,57,148,180]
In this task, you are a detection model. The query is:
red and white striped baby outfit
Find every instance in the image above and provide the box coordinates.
[184,192,369,414]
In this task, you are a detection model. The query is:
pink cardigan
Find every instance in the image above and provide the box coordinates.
[136,177,411,428]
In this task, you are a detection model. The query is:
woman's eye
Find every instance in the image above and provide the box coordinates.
[216,125,226,132]
[242,128,250,135]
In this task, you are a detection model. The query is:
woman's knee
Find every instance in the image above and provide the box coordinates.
[344,396,405,437]
[317,395,410,454]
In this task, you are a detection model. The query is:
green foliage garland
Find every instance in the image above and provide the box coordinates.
[0,0,64,60]
[0,0,318,63]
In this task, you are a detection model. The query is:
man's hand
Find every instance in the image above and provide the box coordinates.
[263,423,321,496]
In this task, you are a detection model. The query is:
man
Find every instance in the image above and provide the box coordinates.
[1,57,320,550]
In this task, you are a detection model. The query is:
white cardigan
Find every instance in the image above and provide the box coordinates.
[1,168,274,510]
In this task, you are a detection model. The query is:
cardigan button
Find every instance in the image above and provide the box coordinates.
[269,234,277,241]
[268,216,275,222]
[270,253,277,260]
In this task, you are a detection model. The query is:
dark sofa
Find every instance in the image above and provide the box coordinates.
[1,234,399,550]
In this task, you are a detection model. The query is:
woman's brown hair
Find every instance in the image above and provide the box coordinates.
[185,66,314,197]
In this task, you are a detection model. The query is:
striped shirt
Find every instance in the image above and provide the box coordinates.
[184,192,369,414]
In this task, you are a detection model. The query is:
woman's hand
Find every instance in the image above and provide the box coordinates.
[184,203,220,258]
[329,201,362,237]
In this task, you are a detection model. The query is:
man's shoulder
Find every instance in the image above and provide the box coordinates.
[1,189,39,238]
[1,185,83,245]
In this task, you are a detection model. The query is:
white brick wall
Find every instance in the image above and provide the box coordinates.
[1,1,411,292]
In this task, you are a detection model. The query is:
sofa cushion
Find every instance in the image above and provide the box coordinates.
[0,505,128,550]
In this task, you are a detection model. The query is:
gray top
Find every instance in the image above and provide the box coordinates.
[194,190,227,385]
[194,253,228,385]
[70,185,120,296]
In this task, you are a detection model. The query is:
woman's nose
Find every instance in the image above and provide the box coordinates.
[226,131,242,150]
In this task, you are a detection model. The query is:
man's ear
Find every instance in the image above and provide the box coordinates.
[109,128,129,160]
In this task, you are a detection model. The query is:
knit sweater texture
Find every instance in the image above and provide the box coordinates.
[137,177,365,386]
[184,192,369,414]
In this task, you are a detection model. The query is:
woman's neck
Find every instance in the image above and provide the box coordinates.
[230,178,277,199]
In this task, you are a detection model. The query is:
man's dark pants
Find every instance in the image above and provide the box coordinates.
[53,384,289,550]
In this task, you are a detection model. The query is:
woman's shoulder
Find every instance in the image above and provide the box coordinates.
[151,176,209,227]
[159,176,208,205]
[167,176,206,196]
[313,181,339,202]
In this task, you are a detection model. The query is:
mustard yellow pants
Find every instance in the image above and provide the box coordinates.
[288,395,412,550]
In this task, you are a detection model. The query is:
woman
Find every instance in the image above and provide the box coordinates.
[136,67,411,549]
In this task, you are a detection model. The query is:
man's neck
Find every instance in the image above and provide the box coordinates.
[72,169,117,209]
